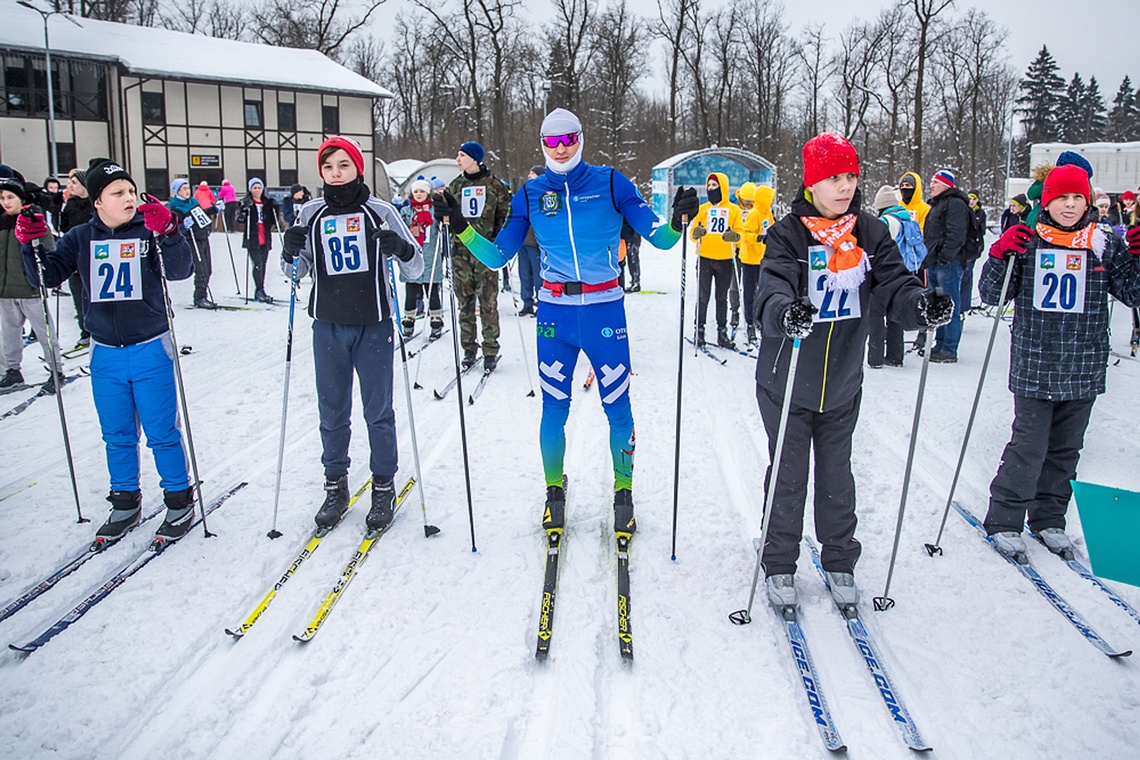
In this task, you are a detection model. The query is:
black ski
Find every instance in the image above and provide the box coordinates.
[433,359,480,400]
[467,367,496,405]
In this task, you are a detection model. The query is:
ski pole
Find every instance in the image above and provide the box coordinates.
[503,260,536,397]
[413,229,445,390]
[267,255,299,540]
[670,218,691,561]
[218,204,241,295]
[693,244,702,355]
[28,233,86,524]
[388,255,440,538]
[925,258,1017,556]
[730,328,805,626]
[442,219,478,552]
[874,316,935,612]
[146,197,212,538]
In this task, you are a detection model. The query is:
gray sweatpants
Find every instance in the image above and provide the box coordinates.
[0,297,62,374]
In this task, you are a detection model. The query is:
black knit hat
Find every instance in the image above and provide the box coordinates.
[529,165,546,176]
[0,164,27,202]
[85,157,135,201]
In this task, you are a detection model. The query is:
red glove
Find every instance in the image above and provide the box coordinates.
[990,223,1033,260]
[15,211,48,245]
[1126,226,1140,256]
[138,198,177,236]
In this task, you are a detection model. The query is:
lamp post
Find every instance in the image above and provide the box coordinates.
[17,1,82,179]
[541,79,552,116]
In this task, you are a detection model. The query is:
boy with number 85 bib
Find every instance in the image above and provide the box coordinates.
[753,133,952,611]
[19,158,198,544]
[979,163,1140,559]
[281,137,423,532]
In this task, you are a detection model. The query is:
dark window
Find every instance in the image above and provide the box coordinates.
[280,169,298,187]
[145,168,169,200]
[141,91,165,125]
[322,105,339,134]
[4,53,31,114]
[277,101,296,131]
[54,142,77,174]
[244,100,262,128]
[69,61,106,120]
[189,168,223,189]
[1,54,106,120]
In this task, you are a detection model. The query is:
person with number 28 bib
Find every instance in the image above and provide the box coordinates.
[753,133,948,612]
[978,163,1140,560]
[21,157,199,544]
[281,136,423,534]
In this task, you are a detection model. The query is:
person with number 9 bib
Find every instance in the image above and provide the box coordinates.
[21,157,199,543]
[978,163,1140,559]
[281,136,423,533]
[753,133,940,610]
[689,172,743,349]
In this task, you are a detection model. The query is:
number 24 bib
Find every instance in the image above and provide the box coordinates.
[89,239,142,302]
[807,245,861,323]
[1033,248,1086,314]
[320,214,369,276]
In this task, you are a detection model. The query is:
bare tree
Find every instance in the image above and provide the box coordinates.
[652,0,698,154]
[910,0,955,176]
[862,3,917,180]
[833,18,887,142]
[585,0,645,168]
[546,0,596,113]
[797,24,834,140]
[249,0,385,60]
[160,0,245,38]
[739,0,796,160]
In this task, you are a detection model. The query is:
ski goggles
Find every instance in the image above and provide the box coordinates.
[541,132,580,149]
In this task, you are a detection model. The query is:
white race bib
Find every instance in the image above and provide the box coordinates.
[707,207,730,235]
[807,245,861,323]
[1033,247,1086,314]
[190,206,211,229]
[320,214,369,276]
[89,238,143,302]
[462,186,486,219]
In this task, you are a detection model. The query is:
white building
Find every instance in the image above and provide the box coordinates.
[0,1,392,196]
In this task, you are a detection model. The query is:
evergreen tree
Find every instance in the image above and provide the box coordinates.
[1109,76,1138,140]
[1016,45,1065,143]
[1082,76,1108,141]
[1056,73,1086,142]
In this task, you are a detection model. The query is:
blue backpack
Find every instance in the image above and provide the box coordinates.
[886,209,927,272]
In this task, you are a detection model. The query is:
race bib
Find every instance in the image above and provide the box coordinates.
[1033,247,1086,314]
[462,186,486,219]
[807,245,861,323]
[707,207,730,235]
[320,214,369,276]
[89,238,143,302]
[190,206,211,229]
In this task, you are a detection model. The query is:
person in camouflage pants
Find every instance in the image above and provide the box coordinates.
[448,141,512,371]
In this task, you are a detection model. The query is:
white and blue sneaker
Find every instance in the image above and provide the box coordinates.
[991,531,1028,560]
[765,574,797,609]
[825,571,859,609]
[1037,527,1072,555]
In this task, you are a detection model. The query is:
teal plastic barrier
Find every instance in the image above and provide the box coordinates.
[1071,480,1140,588]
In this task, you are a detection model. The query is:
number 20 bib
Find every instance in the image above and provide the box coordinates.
[89,239,142,302]
[320,214,369,276]
[1033,248,1086,314]
[707,207,730,235]
[807,245,861,323]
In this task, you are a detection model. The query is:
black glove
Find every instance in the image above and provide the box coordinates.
[432,189,467,235]
[780,298,817,339]
[917,289,955,328]
[282,225,307,264]
[376,229,417,262]
[671,187,700,232]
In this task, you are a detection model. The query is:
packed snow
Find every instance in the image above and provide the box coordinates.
[1,233,1139,759]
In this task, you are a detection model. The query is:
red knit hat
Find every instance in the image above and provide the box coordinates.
[802,133,860,188]
[1124,190,1136,202]
[317,136,365,176]
[1041,164,1092,208]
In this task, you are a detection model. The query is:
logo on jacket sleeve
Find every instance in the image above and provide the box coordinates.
[94,243,110,260]
[540,191,562,216]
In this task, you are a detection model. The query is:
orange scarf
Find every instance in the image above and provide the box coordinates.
[800,214,868,291]
[1035,222,1096,250]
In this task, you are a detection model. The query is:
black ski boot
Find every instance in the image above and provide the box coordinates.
[543,484,565,532]
[695,326,706,346]
[614,489,636,536]
[366,478,396,531]
[483,354,499,373]
[155,487,196,540]
[462,349,478,371]
[314,475,350,530]
[717,326,735,349]
[429,310,444,340]
[95,489,143,544]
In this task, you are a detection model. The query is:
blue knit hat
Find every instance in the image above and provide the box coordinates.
[429,176,445,190]
[171,177,189,195]
[248,177,264,192]
[1056,150,1094,179]
[458,141,485,163]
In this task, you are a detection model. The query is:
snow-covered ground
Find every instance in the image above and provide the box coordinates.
[2,233,1139,759]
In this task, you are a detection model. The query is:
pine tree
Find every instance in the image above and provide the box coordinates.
[1056,73,1086,143]
[1111,76,1140,140]
[1016,45,1065,144]
[1082,76,1108,141]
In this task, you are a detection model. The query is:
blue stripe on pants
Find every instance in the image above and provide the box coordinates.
[90,335,190,492]
[312,319,398,480]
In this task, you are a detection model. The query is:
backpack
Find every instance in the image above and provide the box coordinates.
[886,210,927,272]
[964,206,985,261]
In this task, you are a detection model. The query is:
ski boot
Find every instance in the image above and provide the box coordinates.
[825,571,859,610]
[483,354,499,373]
[401,309,416,340]
[40,374,58,396]
[255,289,274,304]
[462,349,478,371]
[746,324,757,346]
[94,489,143,547]
[613,489,636,536]
[990,531,1028,563]
[517,303,535,316]
[429,309,444,340]
[365,478,396,531]
[542,484,565,532]
[766,573,797,611]
[314,475,350,530]
[0,368,23,388]
[695,326,706,347]
[155,487,196,541]
[717,326,735,349]
[1037,527,1072,556]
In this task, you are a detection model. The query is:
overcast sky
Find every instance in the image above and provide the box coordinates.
[383,0,1135,103]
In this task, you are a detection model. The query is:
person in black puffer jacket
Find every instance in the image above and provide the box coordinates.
[921,168,971,362]
[60,168,94,348]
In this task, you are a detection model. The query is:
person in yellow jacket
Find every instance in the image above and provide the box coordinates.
[690,171,742,348]
[898,171,931,230]
[737,182,777,345]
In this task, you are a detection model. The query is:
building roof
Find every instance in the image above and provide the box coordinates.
[4,0,392,98]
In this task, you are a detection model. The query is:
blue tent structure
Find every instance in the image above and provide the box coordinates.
[651,147,777,218]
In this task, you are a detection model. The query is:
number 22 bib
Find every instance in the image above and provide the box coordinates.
[320,214,369,275]
[807,245,861,323]
[1033,248,1086,314]
[89,239,142,302]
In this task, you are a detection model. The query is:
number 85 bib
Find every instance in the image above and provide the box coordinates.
[1033,248,1086,314]
[89,239,142,302]
[321,214,369,275]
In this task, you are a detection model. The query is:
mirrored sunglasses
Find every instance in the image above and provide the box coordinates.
[541,133,580,149]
